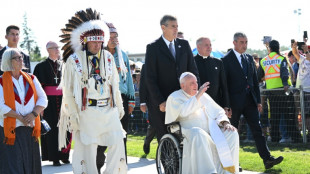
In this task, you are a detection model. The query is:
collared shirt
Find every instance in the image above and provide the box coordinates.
[162,35,175,50]
[198,53,209,59]
[48,57,58,63]
[233,49,244,68]
[0,75,48,127]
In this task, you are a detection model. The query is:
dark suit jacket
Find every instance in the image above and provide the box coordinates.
[222,50,261,108]
[0,47,31,75]
[139,64,148,106]
[145,36,200,107]
[194,55,229,108]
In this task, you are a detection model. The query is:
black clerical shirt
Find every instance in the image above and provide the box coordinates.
[194,54,230,108]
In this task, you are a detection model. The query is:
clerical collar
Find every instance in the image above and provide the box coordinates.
[162,35,175,48]
[181,89,194,98]
[48,57,58,62]
[198,53,209,59]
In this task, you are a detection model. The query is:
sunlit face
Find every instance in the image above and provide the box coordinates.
[108,32,118,49]
[161,20,178,41]
[87,41,103,54]
[233,36,248,54]
[11,51,23,71]
[181,75,198,96]
[197,38,212,57]
[47,42,60,60]
[288,55,296,64]
[5,29,20,46]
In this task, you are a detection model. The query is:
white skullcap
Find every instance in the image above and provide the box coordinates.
[179,72,195,84]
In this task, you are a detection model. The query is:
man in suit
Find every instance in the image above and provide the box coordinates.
[0,25,31,75]
[145,15,199,142]
[194,37,231,117]
[222,32,283,169]
[139,64,156,154]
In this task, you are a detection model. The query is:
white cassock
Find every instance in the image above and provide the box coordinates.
[165,89,239,174]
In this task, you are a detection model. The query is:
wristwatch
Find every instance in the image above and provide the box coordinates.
[305,51,309,54]
[31,111,39,118]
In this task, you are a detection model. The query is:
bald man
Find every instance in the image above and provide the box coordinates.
[33,41,71,166]
[194,37,231,117]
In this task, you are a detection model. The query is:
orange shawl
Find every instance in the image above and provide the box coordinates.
[3,71,40,145]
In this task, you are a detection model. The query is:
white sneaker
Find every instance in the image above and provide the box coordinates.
[279,137,292,143]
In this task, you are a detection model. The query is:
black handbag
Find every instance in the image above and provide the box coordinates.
[40,115,51,135]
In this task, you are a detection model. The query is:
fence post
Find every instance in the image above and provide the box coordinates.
[299,85,307,143]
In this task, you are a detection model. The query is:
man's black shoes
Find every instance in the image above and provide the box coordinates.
[53,160,61,166]
[264,156,284,169]
[143,143,150,154]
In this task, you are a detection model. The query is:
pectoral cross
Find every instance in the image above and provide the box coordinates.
[54,76,59,84]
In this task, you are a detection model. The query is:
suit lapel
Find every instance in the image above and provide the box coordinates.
[230,51,246,78]
[158,37,176,62]
[175,39,181,63]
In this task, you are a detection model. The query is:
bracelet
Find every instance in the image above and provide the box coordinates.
[31,111,39,118]
[305,51,309,54]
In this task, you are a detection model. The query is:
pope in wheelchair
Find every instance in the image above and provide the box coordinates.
[163,72,239,174]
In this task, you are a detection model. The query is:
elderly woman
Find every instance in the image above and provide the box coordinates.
[0,48,48,174]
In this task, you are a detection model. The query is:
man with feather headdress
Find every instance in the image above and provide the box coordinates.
[58,8,127,174]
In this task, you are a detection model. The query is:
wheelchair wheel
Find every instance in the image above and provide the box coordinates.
[156,134,182,174]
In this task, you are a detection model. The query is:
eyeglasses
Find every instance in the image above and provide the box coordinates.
[12,56,23,61]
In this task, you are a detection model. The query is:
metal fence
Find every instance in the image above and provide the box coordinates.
[239,86,310,144]
[129,86,310,144]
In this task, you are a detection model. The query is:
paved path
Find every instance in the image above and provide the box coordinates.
[42,155,265,174]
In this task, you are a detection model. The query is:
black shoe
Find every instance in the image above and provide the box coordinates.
[143,143,150,154]
[53,160,61,166]
[61,159,70,164]
[264,156,284,169]
[239,166,243,172]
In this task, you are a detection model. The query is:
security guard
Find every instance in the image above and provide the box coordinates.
[258,40,300,143]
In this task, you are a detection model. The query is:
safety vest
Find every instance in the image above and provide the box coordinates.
[260,52,291,89]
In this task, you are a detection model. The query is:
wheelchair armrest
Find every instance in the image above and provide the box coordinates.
[167,122,183,141]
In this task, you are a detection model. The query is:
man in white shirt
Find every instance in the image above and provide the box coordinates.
[292,40,310,141]
[165,72,239,174]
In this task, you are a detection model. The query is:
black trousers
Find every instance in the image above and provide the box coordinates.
[144,124,156,145]
[230,93,271,161]
[148,105,168,143]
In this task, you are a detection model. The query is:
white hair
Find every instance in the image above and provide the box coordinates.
[1,48,20,72]
[179,72,195,84]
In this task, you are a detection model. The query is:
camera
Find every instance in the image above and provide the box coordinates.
[263,36,272,44]
[297,41,305,48]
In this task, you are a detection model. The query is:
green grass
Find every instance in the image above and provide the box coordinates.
[127,134,310,174]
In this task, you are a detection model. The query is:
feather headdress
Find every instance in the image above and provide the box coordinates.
[60,8,110,62]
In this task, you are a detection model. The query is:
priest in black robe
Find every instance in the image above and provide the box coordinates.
[33,41,70,166]
[194,37,231,117]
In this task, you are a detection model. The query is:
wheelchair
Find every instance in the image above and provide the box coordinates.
[156,122,184,174]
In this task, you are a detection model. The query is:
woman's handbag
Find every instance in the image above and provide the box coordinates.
[40,115,51,135]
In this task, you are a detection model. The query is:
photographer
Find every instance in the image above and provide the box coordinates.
[292,39,310,141]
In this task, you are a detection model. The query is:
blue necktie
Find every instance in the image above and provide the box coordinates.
[169,42,176,59]
[241,54,248,76]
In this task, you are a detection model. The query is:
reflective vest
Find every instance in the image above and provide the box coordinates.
[260,52,291,89]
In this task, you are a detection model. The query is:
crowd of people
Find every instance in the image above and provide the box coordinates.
[0,8,309,174]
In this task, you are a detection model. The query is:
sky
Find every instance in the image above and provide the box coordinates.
[1,0,310,57]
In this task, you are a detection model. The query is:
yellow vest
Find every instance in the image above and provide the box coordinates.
[260,52,291,89]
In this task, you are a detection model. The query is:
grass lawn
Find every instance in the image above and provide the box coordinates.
[127,134,310,174]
